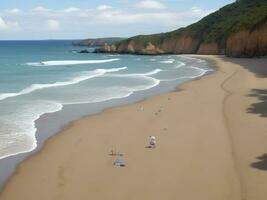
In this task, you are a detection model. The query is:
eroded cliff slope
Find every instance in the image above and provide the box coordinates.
[96,0,267,57]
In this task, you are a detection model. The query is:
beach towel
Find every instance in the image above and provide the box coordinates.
[113,159,125,167]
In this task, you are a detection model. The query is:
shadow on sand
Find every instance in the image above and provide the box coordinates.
[221,57,267,171]
[222,57,267,78]
[251,154,267,171]
[247,89,267,117]
[248,89,267,171]
[220,57,267,117]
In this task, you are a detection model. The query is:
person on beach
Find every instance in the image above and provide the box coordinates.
[149,136,156,148]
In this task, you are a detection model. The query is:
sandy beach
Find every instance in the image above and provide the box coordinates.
[0,55,267,200]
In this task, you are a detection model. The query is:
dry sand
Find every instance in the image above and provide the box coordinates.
[0,55,267,200]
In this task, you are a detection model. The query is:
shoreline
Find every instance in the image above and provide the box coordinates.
[1,55,267,200]
[0,55,213,190]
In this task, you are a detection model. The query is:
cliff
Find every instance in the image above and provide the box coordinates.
[95,0,267,57]
[226,23,267,57]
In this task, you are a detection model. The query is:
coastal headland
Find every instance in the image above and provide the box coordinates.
[95,0,267,57]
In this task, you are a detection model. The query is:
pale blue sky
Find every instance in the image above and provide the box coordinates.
[0,0,235,40]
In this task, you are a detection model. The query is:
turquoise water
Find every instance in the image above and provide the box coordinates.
[0,40,212,159]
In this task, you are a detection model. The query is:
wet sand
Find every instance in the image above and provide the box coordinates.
[1,55,267,200]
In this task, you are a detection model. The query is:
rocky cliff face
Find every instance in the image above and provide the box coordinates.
[197,43,220,55]
[226,23,267,57]
[95,0,267,57]
[172,36,200,54]
[96,23,267,57]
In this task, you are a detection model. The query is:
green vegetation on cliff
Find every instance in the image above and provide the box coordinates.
[185,0,267,43]
[113,0,267,56]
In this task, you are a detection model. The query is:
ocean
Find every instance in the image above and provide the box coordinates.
[0,40,212,160]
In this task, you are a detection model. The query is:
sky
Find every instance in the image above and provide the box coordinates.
[0,0,235,40]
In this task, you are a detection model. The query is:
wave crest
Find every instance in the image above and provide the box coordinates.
[27,58,120,66]
[106,69,162,78]
[159,59,175,64]
[0,67,127,101]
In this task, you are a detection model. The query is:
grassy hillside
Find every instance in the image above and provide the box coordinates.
[115,0,267,55]
[184,0,267,43]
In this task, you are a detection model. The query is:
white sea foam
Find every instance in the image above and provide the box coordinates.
[159,59,175,64]
[131,76,160,91]
[100,69,162,99]
[106,69,162,78]
[174,62,186,69]
[0,67,127,101]
[64,77,160,106]
[27,58,120,66]
[160,66,210,82]
[177,66,209,79]
[104,69,161,94]
[179,56,206,63]
[0,101,63,159]
[63,89,134,105]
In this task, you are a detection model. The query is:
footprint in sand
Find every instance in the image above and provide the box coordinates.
[57,166,67,188]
